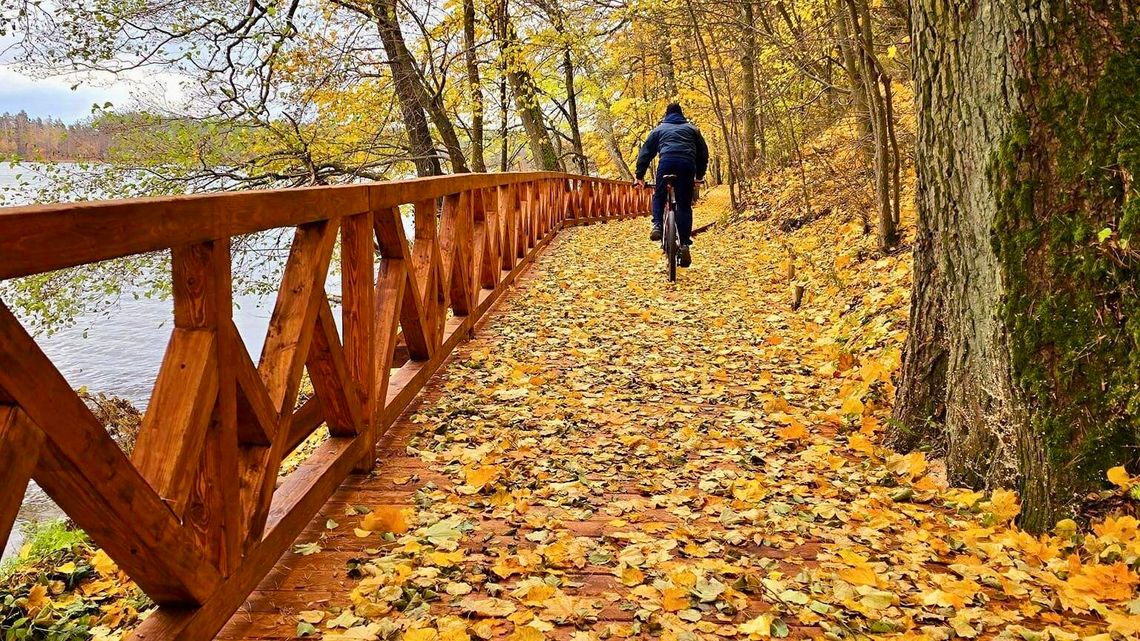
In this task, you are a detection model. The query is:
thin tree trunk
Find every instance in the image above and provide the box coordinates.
[498,0,509,172]
[463,0,487,172]
[580,56,633,179]
[537,0,588,175]
[657,23,678,98]
[563,49,587,174]
[845,0,897,251]
[495,0,560,171]
[370,0,468,173]
[739,1,760,169]
[836,0,871,155]
[684,0,738,209]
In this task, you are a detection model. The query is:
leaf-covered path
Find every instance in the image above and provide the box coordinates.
[221,204,1140,641]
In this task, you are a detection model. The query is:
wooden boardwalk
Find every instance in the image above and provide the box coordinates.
[0,172,650,641]
[218,220,827,640]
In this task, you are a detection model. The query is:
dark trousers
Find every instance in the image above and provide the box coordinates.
[653,156,696,245]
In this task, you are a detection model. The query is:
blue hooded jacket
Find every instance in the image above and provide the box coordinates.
[635,112,710,181]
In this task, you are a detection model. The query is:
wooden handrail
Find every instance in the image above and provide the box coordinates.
[0,171,650,641]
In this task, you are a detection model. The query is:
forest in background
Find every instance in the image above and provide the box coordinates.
[0,112,110,161]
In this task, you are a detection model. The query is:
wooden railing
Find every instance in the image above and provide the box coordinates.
[0,172,649,640]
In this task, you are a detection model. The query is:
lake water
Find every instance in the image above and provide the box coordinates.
[0,164,402,559]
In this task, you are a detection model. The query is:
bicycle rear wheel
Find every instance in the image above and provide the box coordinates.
[663,207,678,283]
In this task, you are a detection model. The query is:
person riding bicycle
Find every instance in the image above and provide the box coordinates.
[634,102,709,268]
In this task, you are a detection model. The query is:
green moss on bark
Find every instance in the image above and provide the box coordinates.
[991,9,1140,524]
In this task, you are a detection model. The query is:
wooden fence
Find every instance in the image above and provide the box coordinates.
[0,172,650,640]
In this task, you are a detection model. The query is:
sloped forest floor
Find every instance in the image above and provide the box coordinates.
[5,123,1140,641]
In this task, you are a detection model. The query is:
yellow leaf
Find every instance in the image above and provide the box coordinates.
[25,583,47,609]
[1108,466,1133,489]
[440,628,471,641]
[887,451,928,479]
[1106,612,1140,636]
[620,565,645,587]
[738,614,772,637]
[943,489,984,508]
[543,593,580,621]
[459,596,517,617]
[507,627,545,641]
[361,506,408,533]
[661,587,690,612]
[298,610,325,624]
[847,433,874,456]
[465,465,502,489]
[840,396,865,416]
[776,422,807,440]
[90,549,118,575]
[985,489,1020,523]
[838,564,878,586]
[471,622,495,640]
[522,583,556,604]
[922,588,965,609]
[55,561,77,574]
[404,628,438,641]
[491,554,525,579]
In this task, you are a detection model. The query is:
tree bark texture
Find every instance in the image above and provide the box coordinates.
[896,0,1140,531]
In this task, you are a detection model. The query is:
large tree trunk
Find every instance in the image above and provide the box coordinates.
[896,0,1140,531]
[463,0,487,172]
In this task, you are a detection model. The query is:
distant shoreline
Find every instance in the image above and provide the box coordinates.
[4,156,106,164]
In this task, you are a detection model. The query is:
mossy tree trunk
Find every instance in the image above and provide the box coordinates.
[894,0,1140,532]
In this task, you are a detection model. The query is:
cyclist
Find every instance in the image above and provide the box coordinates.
[634,102,709,268]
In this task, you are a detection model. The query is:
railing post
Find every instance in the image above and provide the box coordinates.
[342,213,376,473]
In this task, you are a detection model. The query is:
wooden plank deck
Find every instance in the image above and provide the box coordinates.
[218,227,823,640]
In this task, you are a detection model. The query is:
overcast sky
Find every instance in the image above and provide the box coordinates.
[0,66,134,122]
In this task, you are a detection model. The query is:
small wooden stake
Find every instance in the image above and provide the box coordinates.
[792,284,805,310]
